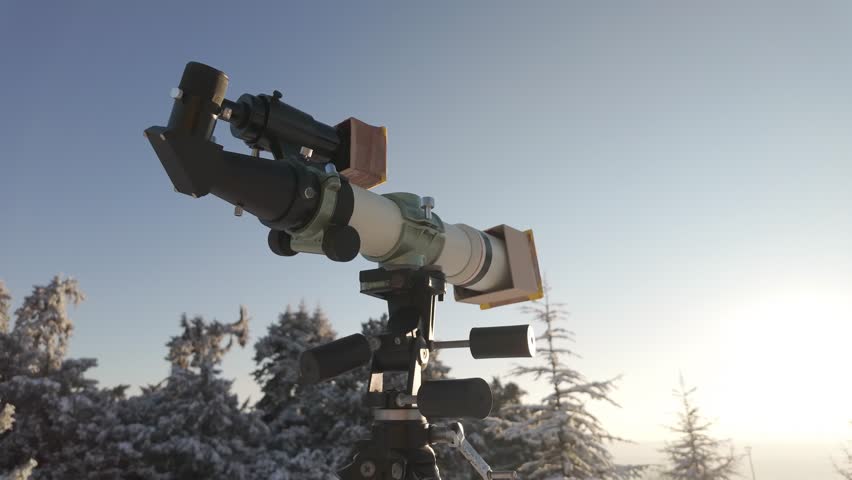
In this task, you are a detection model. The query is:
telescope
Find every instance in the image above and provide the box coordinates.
[145,62,543,479]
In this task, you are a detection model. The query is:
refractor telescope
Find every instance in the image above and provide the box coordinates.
[145,61,541,309]
[145,62,543,480]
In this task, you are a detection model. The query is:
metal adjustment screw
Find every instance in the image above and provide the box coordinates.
[220,107,232,121]
[234,204,243,217]
[304,187,316,199]
[169,87,183,100]
[251,148,260,157]
[391,463,404,479]
[418,348,430,365]
[420,196,435,220]
[359,461,376,478]
[300,146,314,159]
[393,337,402,345]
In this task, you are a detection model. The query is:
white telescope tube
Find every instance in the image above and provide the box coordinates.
[349,186,510,294]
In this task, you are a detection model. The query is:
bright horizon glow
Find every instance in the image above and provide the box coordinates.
[717,287,852,441]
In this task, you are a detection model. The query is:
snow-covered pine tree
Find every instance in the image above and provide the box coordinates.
[253,303,337,420]
[495,283,644,480]
[86,306,287,480]
[11,276,84,374]
[0,281,11,334]
[0,459,38,480]
[253,303,345,478]
[660,376,738,480]
[0,402,13,433]
[0,400,37,480]
[0,276,117,480]
[834,422,852,480]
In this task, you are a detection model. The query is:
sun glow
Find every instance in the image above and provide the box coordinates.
[717,288,852,440]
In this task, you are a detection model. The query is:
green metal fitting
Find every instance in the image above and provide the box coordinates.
[363,192,446,267]
[288,169,341,254]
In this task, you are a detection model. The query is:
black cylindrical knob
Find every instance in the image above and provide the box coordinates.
[417,378,492,419]
[268,230,298,257]
[469,324,535,359]
[299,334,372,384]
[322,225,361,262]
[167,62,229,140]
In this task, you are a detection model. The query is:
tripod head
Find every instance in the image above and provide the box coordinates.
[144,61,543,479]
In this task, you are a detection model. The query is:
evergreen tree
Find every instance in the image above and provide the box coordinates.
[0,399,37,480]
[0,281,11,334]
[0,276,117,480]
[660,376,738,480]
[253,303,337,420]
[253,303,350,478]
[86,306,286,480]
[494,284,644,480]
[11,276,84,374]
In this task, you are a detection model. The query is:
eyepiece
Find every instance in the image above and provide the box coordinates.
[166,62,229,140]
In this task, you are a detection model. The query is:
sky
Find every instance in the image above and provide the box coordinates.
[1,2,851,478]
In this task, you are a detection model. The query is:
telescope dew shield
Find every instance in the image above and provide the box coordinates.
[417,378,492,419]
[469,324,536,359]
[299,333,373,384]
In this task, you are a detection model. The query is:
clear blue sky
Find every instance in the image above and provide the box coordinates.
[2,2,851,478]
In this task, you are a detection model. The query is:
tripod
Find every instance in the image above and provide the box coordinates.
[300,267,532,479]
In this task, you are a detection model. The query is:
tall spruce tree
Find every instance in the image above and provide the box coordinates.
[494,284,644,480]
[660,376,738,480]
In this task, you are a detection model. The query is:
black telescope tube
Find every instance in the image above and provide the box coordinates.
[299,334,373,384]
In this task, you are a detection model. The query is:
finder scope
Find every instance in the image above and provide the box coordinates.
[145,61,542,308]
